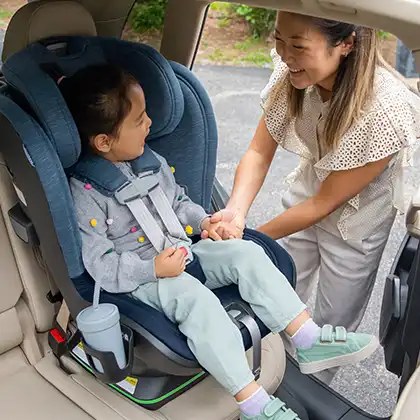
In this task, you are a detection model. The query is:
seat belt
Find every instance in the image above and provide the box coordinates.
[56,299,71,332]
[115,173,193,261]
[33,245,63,303]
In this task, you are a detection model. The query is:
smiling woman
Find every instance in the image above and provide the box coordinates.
[271,13,378,149]
[209,11,420,385]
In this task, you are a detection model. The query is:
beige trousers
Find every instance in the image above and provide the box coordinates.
[280,214,396,383]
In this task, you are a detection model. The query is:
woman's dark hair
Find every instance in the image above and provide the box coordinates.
[59,63,139,152]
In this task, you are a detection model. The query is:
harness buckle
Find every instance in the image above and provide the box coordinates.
[115,176,159,205]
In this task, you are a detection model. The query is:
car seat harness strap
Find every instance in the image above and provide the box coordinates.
[70,146,192,261]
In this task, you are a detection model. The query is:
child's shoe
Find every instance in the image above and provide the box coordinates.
[296,325,379,374]
[240,397,301,420]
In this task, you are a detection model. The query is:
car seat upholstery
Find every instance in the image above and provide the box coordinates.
[0,149,286,420]
[1,30,294,379]
[1,30,296,344]
[0,1,288,415]
[1,145,286,420]
[0,176,130,420]
[0,153,54,357]
[2,0,97,63]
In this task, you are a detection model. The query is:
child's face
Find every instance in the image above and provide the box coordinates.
[93,84,152,162]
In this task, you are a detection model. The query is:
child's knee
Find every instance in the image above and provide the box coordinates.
[191,281,220,306]
[181,284,224,321]
[229,239,266,260]
[159,275,224,324]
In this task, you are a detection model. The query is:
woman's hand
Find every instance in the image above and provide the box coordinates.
[200,217,223,241]
[201,209,245,240]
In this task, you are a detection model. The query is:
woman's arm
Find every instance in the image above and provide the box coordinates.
[257,155,394,240]
[227,116,278,217]
[207,116,278,240]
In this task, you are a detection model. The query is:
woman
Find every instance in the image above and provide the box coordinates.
[205,12,420,381]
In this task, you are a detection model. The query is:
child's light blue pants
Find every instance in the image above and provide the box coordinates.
[131,239,306,395]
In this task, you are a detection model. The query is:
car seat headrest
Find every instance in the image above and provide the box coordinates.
[3,37,185,169]
[2,0,97,63]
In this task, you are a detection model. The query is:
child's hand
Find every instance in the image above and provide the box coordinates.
[201,217,233,241]
[155,248,186,278]
[209,209,245,240]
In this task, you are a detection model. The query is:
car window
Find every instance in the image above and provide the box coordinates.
[396,39,420,78]
[121,0,166,50]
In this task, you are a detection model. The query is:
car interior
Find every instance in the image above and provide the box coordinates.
[0,1,419,419]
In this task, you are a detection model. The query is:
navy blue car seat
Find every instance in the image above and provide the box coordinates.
[0,35,296,404]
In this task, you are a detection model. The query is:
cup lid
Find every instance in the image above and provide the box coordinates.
[76,303,120,334]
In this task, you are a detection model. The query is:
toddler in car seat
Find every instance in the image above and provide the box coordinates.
[63,63,379,420]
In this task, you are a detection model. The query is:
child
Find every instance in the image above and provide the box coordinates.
[63,63,378,420]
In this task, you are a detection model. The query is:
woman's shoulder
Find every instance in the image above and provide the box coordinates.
[260,49,289,105]
[314,66,420,176]
[360,66,420,148]
[339,65,420,152]
[370,66,420,115]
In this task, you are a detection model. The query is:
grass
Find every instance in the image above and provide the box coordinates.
[0,8,13,19]
[216,17,230,28]
[210,2,235,29]
[203,45,272,68]
[208,48,225,62]
[241,51,271,66]
[200,41,273,67]
[199,25,272,67]
[0,7,13,29]
[234,38,259,51]
[378,30,391,39]
[0,8,13,28]
[209,2,233,13]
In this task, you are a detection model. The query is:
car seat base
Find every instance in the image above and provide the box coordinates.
[70,342,207,410]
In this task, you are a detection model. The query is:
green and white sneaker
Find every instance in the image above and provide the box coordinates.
[296,324,379,374]
[240,397,301,420]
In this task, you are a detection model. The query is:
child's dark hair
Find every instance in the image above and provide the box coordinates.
[59,63,139,152]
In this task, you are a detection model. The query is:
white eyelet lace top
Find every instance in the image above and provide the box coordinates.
[261,49,420,240]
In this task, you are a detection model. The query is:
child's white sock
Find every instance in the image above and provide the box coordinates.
[238,386,271,417]
[291,318,321,350]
